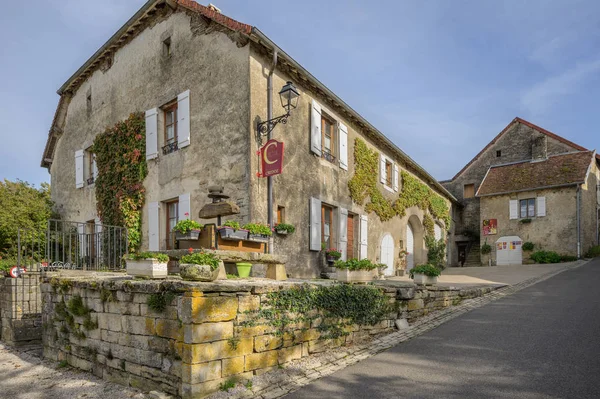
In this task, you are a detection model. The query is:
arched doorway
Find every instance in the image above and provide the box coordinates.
[380,234,395,276]
[434,223,443,241]
[406,225,415,272]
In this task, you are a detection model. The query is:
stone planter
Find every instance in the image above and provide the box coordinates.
[336,269,377,283]
[175,230,201,241]
[275,230,288,235]
[126,259,168,279]
[247,233,270,243]
[218,227,248,241]
[413,273,438,285]
[180,261,222,282]
[326,255,341,263]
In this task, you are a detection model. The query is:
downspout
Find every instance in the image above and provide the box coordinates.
[267,49,278,254]
[577,184,581,258]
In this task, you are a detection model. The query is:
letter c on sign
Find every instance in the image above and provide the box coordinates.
[263,142,277,165]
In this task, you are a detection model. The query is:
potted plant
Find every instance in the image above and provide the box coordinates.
[124,252,169,279]
[397,249,409,276]
[325,248,342,263]
[274,223,295,235]
[179,251,222,282]
[236,262,252,278]
[243,223,272,242]
[409,264,441,285]
[334,258,379,283]
[173,218,203,241]
[218,220,248,241]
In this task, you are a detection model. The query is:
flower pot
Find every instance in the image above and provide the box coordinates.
[126,259,168,279]
[218,227,248,241]
[336,269,377,283]
[180,262,222,282]
[275,230,288,235]
[247,233,270,243]
[175,230,201,241]
[326,255,340,263]
[413,273,438,285]
[236,262,252,278]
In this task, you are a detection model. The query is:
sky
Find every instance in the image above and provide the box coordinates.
[1,0,599,187]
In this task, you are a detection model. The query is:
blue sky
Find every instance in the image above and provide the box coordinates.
[2,0,599,187]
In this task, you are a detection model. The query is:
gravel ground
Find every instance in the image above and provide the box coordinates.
[0,343,148,399]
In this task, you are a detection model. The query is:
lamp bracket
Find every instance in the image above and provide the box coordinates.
[257,112,290,137]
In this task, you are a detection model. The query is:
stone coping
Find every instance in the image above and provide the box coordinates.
[160,249,287,265]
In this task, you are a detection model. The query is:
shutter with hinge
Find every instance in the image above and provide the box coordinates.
[178,90,190,149]
[178,193,191,220]
[310,197,322,251]
[145,108,158,160]
[393,164,399,192]
[311,100,322,156]
[359,215,368,260]
[537,197,546,217]
[75,150,84,188]
[509,200,518,220]
[338,208,348,261]
[380,155,387,184]
[338,122,348,170]
[148,202,160,251]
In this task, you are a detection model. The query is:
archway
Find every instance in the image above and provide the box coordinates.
[380,234,395,276]
[407,214,426,270]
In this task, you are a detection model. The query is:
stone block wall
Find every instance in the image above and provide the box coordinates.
[40,275,494,398]
[0,275,43,346]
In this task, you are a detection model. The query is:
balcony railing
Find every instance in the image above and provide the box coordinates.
[322,150,336,164]
[87,177,95,185]
[162,141,178,155]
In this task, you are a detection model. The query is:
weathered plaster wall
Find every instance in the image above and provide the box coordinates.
[49,10,251,250]
[581,161,600,253]
[479,188,578,261]
[247,46,452,278]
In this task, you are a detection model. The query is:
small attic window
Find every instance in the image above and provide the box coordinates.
[86,91,92,117]
[163,37,171,58]
[496,150,502,157]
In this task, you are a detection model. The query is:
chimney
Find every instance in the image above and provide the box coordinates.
[532,135,547,160]
[208,3,221,13]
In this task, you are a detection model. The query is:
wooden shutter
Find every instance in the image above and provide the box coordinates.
[311,100,322,156]
[75,150,84,188]
[359,215,368,259]
[393,164,399,192]
[338,122,348,170]
[148,202,160,251]
[509,200,518,220]
[177,90,191,149]
[537,197,546,217]
[145,108,158,160]
[338,208,348,261]
[178,193,191,220]
[380,155,387,184]
[309,197,321,251]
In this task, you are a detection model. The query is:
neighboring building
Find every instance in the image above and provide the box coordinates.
[442,117,600,265]
[41,0,457,278]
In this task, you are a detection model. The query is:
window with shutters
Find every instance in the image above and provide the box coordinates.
[520,199,535,218]
[464,184,475,198]
[165,199,179,250]
[321,113,336,163]
[321,204,334,249]
[385,159,393,187]
[162,101,178,155]
[85,148,96,186]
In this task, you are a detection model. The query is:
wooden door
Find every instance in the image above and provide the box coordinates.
[347,215,355,260]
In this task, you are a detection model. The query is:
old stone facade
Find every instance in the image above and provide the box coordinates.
[41,0,456,278]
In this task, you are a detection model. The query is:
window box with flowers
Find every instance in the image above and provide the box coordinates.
[179,250,222,282]
[124,252,169,279]
[334,258,383,283]
[324,248,342,263]
[218,220,248,241]
[173,216,203,241]
[243,223,273,242]
[274,223,295,235]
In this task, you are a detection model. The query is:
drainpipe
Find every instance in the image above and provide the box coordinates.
[577,184,581,258]
[267,50,278,254]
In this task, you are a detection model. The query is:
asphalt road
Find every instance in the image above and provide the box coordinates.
[285,259,600,399]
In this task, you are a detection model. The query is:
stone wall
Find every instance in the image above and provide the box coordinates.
[0,275,43,346]
[40,274,494,398]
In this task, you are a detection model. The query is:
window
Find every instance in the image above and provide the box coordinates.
[163,37,171,58]
[496,150,502,157]
[464,184,475,199]
[321,204,334,249]
[520,199,535,218]
[165,200,179,249]
[321,114,336,163]
[85,148,96,185]
[385,159,393,187]
[277,206,285,225]
[163,101,178,155]
[86,91,92,117]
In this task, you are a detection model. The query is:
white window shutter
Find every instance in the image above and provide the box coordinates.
[338,122,348,170]
[92,154,98,178]
[177,90,190,149]
[393,164,399,192]
[148,202,160,251]
[178,193,191,220]
[537,197,546,217]
[77,223,86,258]
[145,108,158,160]
[359,215,368,260]
[509,200,518,220]
[434,224,442,241]
[310,100,322,156]
[75,150,84,188]
[380,155,387,184]
[309,197,322,251]
[95,218,102,261]
[338,208,348,261]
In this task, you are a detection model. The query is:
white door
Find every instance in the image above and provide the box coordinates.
[434,224,442,241]
[380,234,394,276]
[406,225,415,271]
[495,236,523,265]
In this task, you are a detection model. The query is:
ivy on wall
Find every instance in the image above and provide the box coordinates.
[348,138,451,234]
[92,113,147,251]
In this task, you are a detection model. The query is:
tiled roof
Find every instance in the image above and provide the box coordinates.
[176,0,252,34]
[476,151,595,197]
[451,117,599,181]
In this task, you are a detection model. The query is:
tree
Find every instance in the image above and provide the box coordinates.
[0,179,54,258]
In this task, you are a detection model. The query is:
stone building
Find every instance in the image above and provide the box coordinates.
[442,117,600,265]
[40,0,457,278]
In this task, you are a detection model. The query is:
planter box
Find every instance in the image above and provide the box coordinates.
[336,269,377,283]
[275,230,288,235]
[218,227,248,241]
[175,230,201,241]
[180,263,221,282]
[126,259,168,279]
[247,233,271,243]
[413,273,438,285]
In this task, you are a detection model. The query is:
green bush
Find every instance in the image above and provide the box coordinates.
[172,219,203,234]
[425,236,446,269]
[480,243,492,255]
[530,251,561,264]
[522,242,535,251]
[242,223,272,236]
[585,245,600,258]
[124,252,169,262]
[0,258,16,274]
[274,223,295,234]
[180,252,220,270]
[409,264,441,279]
[333,258,384,271]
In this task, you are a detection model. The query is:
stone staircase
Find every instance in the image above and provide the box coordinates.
[464,244,482,267]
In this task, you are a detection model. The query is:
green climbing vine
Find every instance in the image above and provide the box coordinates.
[348,138,451,234]
[92,113,147,251]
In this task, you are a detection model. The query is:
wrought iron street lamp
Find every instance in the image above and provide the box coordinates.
[257,81,300,137]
